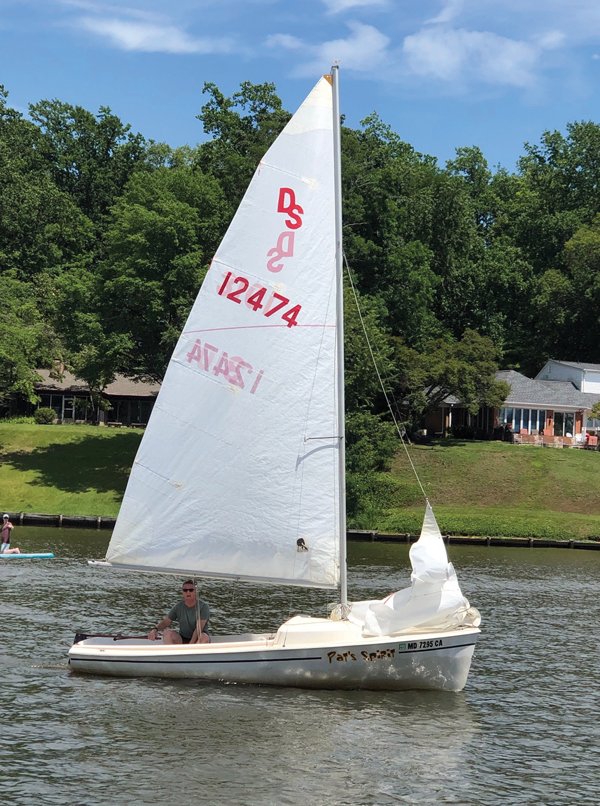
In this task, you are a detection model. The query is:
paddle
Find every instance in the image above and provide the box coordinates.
[73,632,151,643]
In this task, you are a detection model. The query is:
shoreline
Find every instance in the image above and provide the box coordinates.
[5,510,600,550]
[348,529,600,550]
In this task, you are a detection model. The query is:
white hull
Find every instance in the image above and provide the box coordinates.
[68,616,479,692]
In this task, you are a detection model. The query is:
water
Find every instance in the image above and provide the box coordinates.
[2,527,600,806]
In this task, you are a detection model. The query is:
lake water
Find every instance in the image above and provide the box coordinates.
[2,527,599,806]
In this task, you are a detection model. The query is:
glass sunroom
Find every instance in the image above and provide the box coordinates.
[497,407,578,437]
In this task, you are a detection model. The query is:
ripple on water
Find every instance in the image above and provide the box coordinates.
[2,531,600,805]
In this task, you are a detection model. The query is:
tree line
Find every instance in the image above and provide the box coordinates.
[2,79,600,506]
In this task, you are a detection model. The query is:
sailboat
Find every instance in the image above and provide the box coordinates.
[69,68,481,691]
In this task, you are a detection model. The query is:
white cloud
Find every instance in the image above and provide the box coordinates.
[76,16,234,54]
[424,0,600,43]
[427,0,466,25]
[268,21,390,76]
[59,0,162,22]
[266,33,304,51]
[535,30,566,50]
[321,0,387,13]
[403,26,541,88]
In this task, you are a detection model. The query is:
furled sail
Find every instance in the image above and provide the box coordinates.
[105,77,339,588]
[348,504,472,634]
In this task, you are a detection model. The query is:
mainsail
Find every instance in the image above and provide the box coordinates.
[105,77,340,588]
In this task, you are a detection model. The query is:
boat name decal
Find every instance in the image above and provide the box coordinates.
[217,272,301,329]
[327,651,357,663]
[186,339,265,394]
[327,648,396,664]
[267,187,304,274]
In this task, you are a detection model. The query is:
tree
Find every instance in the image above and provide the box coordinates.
[56,165,228,383]
[0,277,57,409]
[28,99,147,225]
[195,81,291,210]
[340,114,445,348]
[390,329,509,428]
[0,87,93,282]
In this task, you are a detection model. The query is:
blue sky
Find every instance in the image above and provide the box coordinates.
[2,0,600,171]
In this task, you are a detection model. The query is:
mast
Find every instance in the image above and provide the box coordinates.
[331,64,347,609]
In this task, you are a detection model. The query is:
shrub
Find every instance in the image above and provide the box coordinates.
[34,407,56,425]
[347,472,422,527]
[0,415,36,424]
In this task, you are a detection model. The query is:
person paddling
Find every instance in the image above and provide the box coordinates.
[1,514,20,554]
[148,581,210,644]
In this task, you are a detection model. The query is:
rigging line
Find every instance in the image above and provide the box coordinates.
[194,577,201,643]
[343,252,429,504]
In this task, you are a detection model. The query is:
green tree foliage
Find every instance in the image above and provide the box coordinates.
[384,329,509,431]
[28,99,147,225]
[0,87,93,282]
[59,165,228,383]
[195,81,291,211]
[0,277,56,407]
[8,76,600,495]
[341,114,442,348]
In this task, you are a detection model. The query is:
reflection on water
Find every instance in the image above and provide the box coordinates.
[2,528,600,805]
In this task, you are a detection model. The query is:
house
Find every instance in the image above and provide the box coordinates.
[536,361,600,432]
[494,369,600,440]
[34,369,160,426]
[424,363,600,443]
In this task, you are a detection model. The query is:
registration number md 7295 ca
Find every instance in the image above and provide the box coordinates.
[399,639,444,651]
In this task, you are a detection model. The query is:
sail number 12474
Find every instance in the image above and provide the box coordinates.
[217,272,301,329]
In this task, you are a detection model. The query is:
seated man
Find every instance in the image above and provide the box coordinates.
[148,580,210,644]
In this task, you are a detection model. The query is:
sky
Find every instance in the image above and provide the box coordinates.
[2,0,600,171]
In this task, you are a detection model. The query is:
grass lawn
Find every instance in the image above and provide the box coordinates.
[0,423,142,516]
[370,439,600,540]
[3,426,600,539]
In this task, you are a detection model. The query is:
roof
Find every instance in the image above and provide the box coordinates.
[437,369,600,410]
[35,369,160,398]
[497,370,600,409]
[546,360,600,372]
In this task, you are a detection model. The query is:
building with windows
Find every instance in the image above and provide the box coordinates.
[535,361,600,433]
[34,370,160,426]
[424,364,600,443]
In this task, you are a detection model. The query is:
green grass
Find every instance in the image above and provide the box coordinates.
[0,423,142,516]
[3,426,600,539]
[364,439,600,540]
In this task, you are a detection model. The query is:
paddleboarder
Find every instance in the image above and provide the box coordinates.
[148,581,210,644]
[1,514,20,554]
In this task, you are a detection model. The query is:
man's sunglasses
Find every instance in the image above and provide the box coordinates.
[182,588,195,593]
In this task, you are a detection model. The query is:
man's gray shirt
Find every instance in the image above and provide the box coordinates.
[168,598,210,640]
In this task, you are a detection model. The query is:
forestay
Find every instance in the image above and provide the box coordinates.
[348,504,471,635]
[105,76,340,588]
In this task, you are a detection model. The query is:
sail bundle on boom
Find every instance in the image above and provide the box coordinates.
[348,504,472,636]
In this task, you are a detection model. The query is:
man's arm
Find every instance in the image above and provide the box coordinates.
[148,617,172,640]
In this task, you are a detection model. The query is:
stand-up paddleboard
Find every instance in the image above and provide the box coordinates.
[0,553,54,559]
